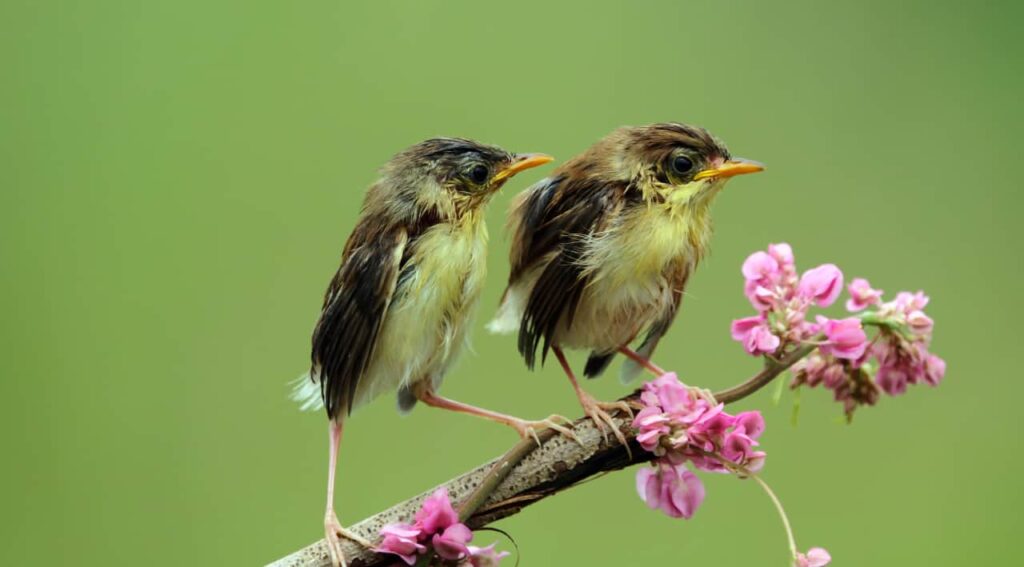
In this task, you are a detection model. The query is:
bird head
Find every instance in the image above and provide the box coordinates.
[380,138,553,219]
[577,123,763,207]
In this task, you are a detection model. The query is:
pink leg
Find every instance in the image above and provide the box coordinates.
[618,346,666,376]
[552,347,632,450]
[323,420,372,567]
[417,389,579,446]
[618,346,715,403]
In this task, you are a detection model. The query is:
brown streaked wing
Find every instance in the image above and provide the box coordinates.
[510,175,626,368]
[311,218,408,419]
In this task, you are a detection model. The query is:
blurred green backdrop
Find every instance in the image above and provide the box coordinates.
[2,1,1021,565]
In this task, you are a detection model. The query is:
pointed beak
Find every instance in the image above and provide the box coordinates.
[693,158,765,181]
[492,153,554,184]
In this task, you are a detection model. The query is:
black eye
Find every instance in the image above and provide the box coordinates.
[468,164,489,184]
[671,155,694,175]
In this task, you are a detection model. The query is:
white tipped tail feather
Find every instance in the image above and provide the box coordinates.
[290,372,324,412]
[487,284,529,335]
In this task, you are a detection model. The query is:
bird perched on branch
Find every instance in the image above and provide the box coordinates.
[293,138,559,567]
[489,123,764,445]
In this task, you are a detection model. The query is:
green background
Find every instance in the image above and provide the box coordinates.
[2,1,1020,565]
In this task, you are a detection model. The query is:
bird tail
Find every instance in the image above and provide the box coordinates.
[584,351,615,379]
[290,371,324,412]
[487,288,524,335]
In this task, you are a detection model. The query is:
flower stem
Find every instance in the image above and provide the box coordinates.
[714,343,817,404]
[750,474,799,559]
[708,451,798,561]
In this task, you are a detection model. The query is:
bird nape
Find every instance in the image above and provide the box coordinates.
[489,122,764,444]
[293,138,560,567]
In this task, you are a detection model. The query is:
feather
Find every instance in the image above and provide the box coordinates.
[310,217,409,419]
[290,371,324,411]
[620,264,686,383]
[503,173,629,368]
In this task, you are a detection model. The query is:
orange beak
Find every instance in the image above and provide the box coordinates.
[693,158,765,181]
[492,153,555,184]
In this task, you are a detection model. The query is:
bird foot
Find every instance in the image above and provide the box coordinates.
[577,393,632,456]
[690,386,718,405]
[510,414,581,447]
[324,512,374,567]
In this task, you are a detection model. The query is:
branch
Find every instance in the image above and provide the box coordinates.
[267,350,808,567]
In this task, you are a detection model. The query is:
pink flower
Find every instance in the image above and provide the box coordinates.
[635,373,768,474]
[414,489,460,535]
[376,524,425,565]
[768,242,795,269]
[796,547,832,566]
[846,278,883,311]
[906,310,934,335]
[378,487,486,564]
[821,363,846,389]
[797,264,844,307]
[643,372,692,412]
[466,543,511,566]
[818,317,868,360]
[742,251,780,282]
[636,463,705,519]
[922,354,946,386]
[734,411,766,438]
[432,523,472,561]
[895,291,929,311]
[876,364,908,396]
[633,406,671,453]
[731,315,780,356]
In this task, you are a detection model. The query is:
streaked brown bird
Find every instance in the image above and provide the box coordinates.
[489,123,764,444]
[293,138,558,566]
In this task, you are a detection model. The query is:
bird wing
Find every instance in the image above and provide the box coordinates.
[508,174,626,369]
[311,218,409,418]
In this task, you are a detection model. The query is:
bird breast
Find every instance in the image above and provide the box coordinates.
[354,217,489,406]
[565,203,709,351]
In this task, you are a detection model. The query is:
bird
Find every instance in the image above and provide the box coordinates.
[489,122,764,444]
[292,138,562,567]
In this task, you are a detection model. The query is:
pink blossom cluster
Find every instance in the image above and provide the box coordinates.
[792,282,945,417]
[731,243,945,418]
[376,488,509,566]
[730,243,849,356]
[632,373,767,518]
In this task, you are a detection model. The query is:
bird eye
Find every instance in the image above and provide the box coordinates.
[671,155,694,175]
[467,164,489,184]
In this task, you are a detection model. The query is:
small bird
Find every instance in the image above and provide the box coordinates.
[489,123,763,443]
[293,138,558,567]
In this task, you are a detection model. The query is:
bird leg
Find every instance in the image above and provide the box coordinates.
[323,420,374,567]
[552,347,633,452]
[416,388,580,446]
[617,346,717,403]
[617,346,666,376]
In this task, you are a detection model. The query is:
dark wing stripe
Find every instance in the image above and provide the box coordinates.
[512,175,626,368]
[517,244,587,368]
[311,226,407,418]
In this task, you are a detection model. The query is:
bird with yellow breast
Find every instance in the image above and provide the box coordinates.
[490,123,764,445]
[294,138,563,566]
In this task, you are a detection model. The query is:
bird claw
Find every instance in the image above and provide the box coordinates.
[690,387,717,405]
[595,399,635,420]
[324,512,374,567]
[513,415,582,447]
[578,395,632,458]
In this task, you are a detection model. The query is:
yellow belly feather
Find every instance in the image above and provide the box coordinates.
[563,201,711,351]
[353,215,488,407]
